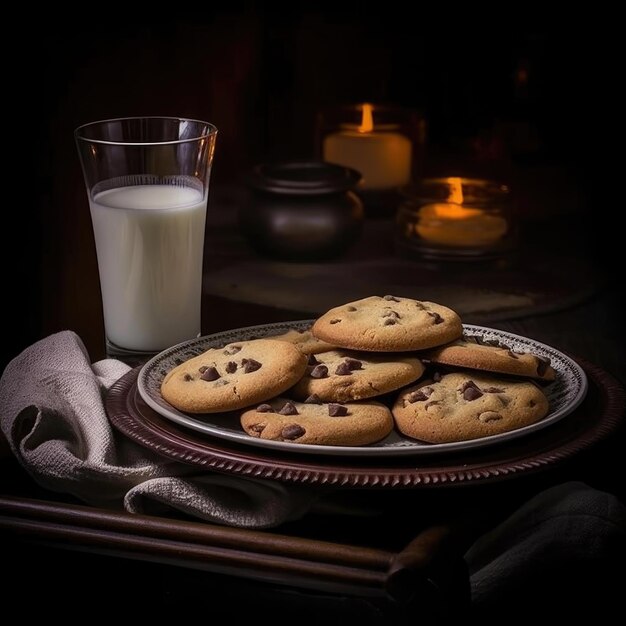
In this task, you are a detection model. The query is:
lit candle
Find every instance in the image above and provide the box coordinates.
[323,103,412,190]
[416,178,508,247]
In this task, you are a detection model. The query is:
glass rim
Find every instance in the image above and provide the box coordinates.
[74,116,218,146]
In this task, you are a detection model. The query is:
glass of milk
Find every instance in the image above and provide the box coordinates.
[75,117,218,358]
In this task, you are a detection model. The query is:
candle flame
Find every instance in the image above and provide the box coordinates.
[427,177,469,219]
[446,177,464,204]
[358,103,374,133]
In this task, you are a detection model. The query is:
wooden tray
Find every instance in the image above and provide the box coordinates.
[105,358,625,488]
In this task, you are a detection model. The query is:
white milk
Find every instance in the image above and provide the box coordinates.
[89,183,207,352]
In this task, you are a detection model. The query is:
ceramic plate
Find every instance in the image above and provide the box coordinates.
[136,322,588,457]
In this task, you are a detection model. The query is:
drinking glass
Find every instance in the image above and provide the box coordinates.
[75,116,217,358]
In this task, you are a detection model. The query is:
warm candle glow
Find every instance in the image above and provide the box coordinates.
[432,203,482,220]
[358,103,374,133]
[416,178,507,247]
[323,104,412,190]
[446,176,464,204]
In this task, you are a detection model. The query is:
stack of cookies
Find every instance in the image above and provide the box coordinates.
[161,295,555,447]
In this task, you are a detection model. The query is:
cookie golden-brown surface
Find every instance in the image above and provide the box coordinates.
[240,397,393,446]
[421,337,556,381]
[289,349,425,402]
[392,372,549,443]
[270,327,337,354]
[312,295,462,352]
[161,338,308,413]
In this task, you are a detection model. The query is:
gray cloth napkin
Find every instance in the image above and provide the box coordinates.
[465,481,626,619]
[0,331,316,528]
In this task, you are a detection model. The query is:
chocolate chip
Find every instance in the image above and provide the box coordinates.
[296,329,307,334]
[479,411,502,423]
[528,399,536,407]
[281,424,305,440]
[483,386,504,393]
[308,354,320,366]
[198,365,208,373]
[335,357,363,376]
[415,301,426,309]
[335,361,353,376]
[310,364,329,379]
[432,372,443,382]
[463,386,483,401]
[200,366,220,381]
[328,403,348,417]
[535,355,551,377]
[304,394,323,404]
[279,401,299,416]
[256,404,274,413]
[250,423,266,433]
[383,318,397,326]
[329,318,341,324]
[225,361,237,374]
[382,310,401,319]
[459,380,478,392]
[383,295,400,301]
[459,380,483,401]
[427,311,444,324]
[344,358,362,370]
[346,305,357,311]
[183,373,193,381]
[223,345,242,355]
[242,358,262,373]
[406,387,434,403]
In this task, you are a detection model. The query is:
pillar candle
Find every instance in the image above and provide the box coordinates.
[322,104,412,191]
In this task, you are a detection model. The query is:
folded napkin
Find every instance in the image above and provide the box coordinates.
[0,331,316,528]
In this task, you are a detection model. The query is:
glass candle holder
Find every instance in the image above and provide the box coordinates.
[316,103,426,218]
[395,177,516,261]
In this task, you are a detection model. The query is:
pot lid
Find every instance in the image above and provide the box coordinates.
[247,161,362,195]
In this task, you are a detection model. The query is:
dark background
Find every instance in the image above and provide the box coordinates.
[1,12,623,620]
[4,7,616,371]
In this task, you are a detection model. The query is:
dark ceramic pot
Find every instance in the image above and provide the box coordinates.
[239,161,364,261]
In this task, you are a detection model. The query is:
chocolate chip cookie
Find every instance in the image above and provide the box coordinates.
[161,338,308,413]
[421,335,556,381]
[312,295,463,352]
[289,349,425,402]
[240,397,393,446]
[270,326,337,355]
[392,372,549,443]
